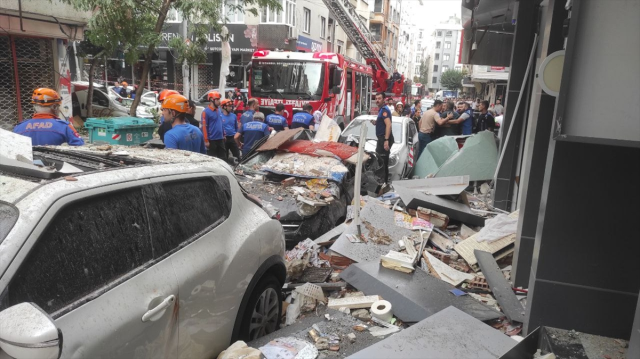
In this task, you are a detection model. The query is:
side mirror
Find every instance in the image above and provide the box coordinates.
[0,303,62,359]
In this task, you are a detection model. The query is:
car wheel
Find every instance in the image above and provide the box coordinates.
[239,274,282,341]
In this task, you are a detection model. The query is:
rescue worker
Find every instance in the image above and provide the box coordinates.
[235,111,270,158]
[14,88,84,146]
[201,91,226,159]
[265,103,289,131]
[240,98,259,125]
[119,81,129,97]
[220,99,241,161]
[157,89,180,142]
[162,94,206,154]
[290,104,315,130]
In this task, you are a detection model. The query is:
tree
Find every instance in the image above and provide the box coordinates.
[440,69,465,91]
[75,30,106,119]
[65,0,281,116]
[415,58,429,85]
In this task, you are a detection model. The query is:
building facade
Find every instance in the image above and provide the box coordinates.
[0,0,90,129]
[427,15,462,91]
[369,0,400,71]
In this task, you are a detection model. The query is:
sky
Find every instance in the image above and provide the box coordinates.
[406,0,462,35]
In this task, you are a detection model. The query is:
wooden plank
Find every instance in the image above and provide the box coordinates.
[328,295,381,309]
[453,210,519,271]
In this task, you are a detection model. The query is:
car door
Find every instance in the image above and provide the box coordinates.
[0,184,179,358]
[91,90,115,117]
[144,174,249,358]
[407,121,419,174]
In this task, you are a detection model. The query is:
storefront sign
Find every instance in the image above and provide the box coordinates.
[160,24,257,53]
[296,35,323,52]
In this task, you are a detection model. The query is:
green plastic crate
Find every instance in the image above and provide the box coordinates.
[85,117,157,146]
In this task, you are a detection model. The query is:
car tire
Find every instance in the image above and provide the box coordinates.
[239,274,282,341]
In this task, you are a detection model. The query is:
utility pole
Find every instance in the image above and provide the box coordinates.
[181,18,190,99]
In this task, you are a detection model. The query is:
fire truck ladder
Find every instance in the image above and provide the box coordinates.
[322,0,390,76]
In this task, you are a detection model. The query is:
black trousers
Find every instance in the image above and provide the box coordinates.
[376,134,394,184]
[207,139,226,160]
[225,136,240,160]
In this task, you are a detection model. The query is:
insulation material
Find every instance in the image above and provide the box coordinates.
[414,136,459,178]
[454,210,520,271]
[432,131,498,181]
[475,214,519,243]
[278,140,359,161]
[261,152,348,182]
[313,115,342,142]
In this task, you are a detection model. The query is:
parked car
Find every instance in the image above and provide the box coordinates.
[107,85,159,108]
[340,115,419,181]
[0,146,285,358]
[71,82,154,119]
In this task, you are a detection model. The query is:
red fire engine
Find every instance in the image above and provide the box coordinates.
[247,0,407,127]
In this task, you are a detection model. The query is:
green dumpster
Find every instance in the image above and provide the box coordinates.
[85,117,156,146]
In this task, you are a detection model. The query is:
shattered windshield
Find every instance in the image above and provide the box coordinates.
[342,120,403,144]
[251,60,324,100]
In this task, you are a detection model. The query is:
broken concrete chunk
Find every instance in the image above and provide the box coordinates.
[282,177,296,187]
[327,295,381,309]
[380,251,415,273]
[351,309,372,322]
[347,333,356,343]
[460,224,478,239]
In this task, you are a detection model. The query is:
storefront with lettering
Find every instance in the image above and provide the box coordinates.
[296,35,323,53]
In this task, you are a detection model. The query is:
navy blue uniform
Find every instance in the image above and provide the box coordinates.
[375,106,393,184]
[239,121,270,157]
[240,110,255,126]
[291,112,314,129]
[164,124,206,154]
[266,114,288,131]
[14,114,84,146]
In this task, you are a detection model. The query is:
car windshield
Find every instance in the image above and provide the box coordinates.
[342,120,403,144]
[251,60,324,100]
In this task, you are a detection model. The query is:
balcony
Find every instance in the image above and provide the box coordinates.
[369,11,384,24]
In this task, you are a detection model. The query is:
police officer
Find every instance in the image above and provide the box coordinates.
[371,92,394,185]
[162,94,206,154]
[291,103,315,130]
[157,89,179,142]
[201,91,226,159]
[220,99,241,161]
[235,111,270,158]
[14,88,84,146]
[265,103,289,131]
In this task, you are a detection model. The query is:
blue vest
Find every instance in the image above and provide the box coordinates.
[266,114,288,131]
[14,116,85,146]
[291,112,314,129]
[239,121,270,156]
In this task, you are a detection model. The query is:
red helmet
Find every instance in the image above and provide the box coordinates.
[208,91,221,100]
[162,94,189,113]
[31,88,62,106]
[158,89,179,102]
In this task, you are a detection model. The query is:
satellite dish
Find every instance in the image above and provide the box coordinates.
[537,50,565,97]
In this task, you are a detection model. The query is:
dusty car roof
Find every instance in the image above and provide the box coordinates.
[0,144,229,204]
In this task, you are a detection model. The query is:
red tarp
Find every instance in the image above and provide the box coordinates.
[277,140,358,161]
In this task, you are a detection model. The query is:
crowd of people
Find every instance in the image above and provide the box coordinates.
[14,86,502,187]
[382,95,501,159]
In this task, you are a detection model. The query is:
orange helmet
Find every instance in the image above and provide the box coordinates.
[158,89,179,102]
[31,88,62,106]
[207,91,221,100]
[220,99,233,106]
[122,81,128,87]
[162,94,189,113]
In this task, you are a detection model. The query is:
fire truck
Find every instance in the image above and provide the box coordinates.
[247,0,407,128]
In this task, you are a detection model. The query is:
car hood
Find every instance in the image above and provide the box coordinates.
[363,141,403,155]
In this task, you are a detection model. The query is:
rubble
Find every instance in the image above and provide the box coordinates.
[351,309,372,321]
[475,250,526,323]
[216,341,261,359]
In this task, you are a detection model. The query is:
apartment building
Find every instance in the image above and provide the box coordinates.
[427,15,463,91]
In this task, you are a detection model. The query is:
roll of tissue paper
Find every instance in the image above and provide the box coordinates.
[370,300,393,322]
